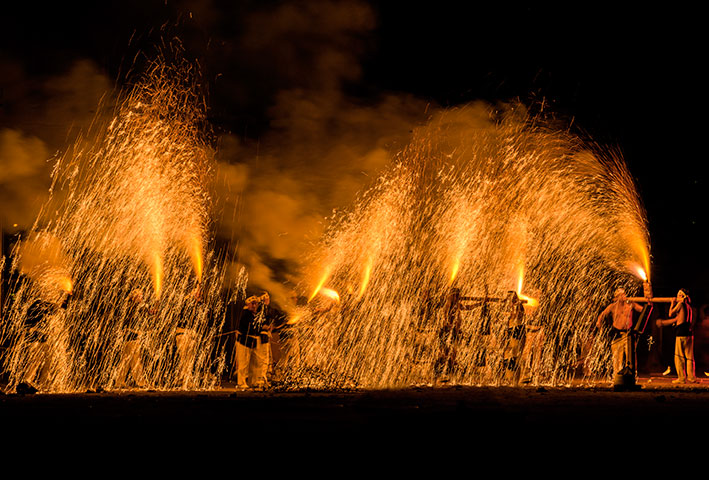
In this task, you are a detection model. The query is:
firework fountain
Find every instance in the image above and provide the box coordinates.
[0,56,240,392]
[281,104,651,388]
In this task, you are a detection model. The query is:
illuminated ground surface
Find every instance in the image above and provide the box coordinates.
[3,374,709,441]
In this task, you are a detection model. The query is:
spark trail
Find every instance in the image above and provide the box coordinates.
[281,104,650,388]
[0,56,238,393]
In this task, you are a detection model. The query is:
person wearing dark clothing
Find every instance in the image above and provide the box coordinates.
[235,294,271,389]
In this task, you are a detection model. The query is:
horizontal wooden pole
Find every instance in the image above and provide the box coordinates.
[626,297,676,303]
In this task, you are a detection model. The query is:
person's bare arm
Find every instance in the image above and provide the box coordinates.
[668,299,682,317]
[657,300,685,327]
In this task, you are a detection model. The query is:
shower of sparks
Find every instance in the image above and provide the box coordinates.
[280,104,651,389]
[0,55,237,393]
[308,266,332,303]
[356,258,373,301]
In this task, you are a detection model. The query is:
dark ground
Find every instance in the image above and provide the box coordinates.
[3,375,709,446]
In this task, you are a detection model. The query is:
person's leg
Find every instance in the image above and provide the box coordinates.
[250,338,268,389]
[685,336,697,382]
[674,337,686,382]
[611,336,625,374]
[235,342,251,389]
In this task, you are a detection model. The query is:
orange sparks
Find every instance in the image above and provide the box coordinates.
[190,235,203,282]
[448,257,460,285]
[153,254,163,298]
[519,293,539,308]
[58,276,73,294]
[356,259,373,301]
[516,265,538,308]
[308,266,331,302]
[626,233,650,282]
[320,288,341,303]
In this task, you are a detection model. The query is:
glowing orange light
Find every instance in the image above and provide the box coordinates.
[634,265,648,282]
[516,265,538,308]
[627,234,650,282]
[356,259,372,300]
[519,293,539,308]
[58,276,73,294]
[449,257,460,285]
[190,235,203,282]
[320,288,340,303]
[308,266,331,302]
[153,254,163,298]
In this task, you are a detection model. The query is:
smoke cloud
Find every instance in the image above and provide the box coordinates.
[206,1,434,303]
[0,58,112,230]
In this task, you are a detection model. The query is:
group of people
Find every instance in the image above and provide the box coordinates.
[232,291,294,390]
[19,283,205,391]
[597,287,697,384]
[19,276,699,391]
[428,287,543,386]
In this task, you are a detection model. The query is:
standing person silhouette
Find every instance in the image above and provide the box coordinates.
[597,288,643,377]
[656,288,697,384]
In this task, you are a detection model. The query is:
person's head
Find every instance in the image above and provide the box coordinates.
[260,291,270,305]
[245,295,261,312]
[677,288,691,304]
[614,288,627,301]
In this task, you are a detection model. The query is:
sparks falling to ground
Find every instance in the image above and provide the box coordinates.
[280,104,650,388]
[0,55,235,393]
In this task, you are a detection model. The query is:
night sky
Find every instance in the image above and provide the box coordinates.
[1,2,706,303]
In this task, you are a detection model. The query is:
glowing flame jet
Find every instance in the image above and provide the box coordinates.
[320,288,341,303]
[633,264,648,282]
[309,266,331,302]
[189,235,203,282]
[153,253,163,298]
[356,258,373,301]
[448,257,460,286]
[626,232,651,282]
[516,265,538,307]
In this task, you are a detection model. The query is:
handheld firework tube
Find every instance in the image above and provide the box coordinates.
[627,282,676,303]
[626,282,658,334]
[460,296,528,304]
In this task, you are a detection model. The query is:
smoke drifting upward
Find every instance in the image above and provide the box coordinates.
[0,129,50,228]
[0,58,112,230]
[214,92,430,303]
[210,0,432,303]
